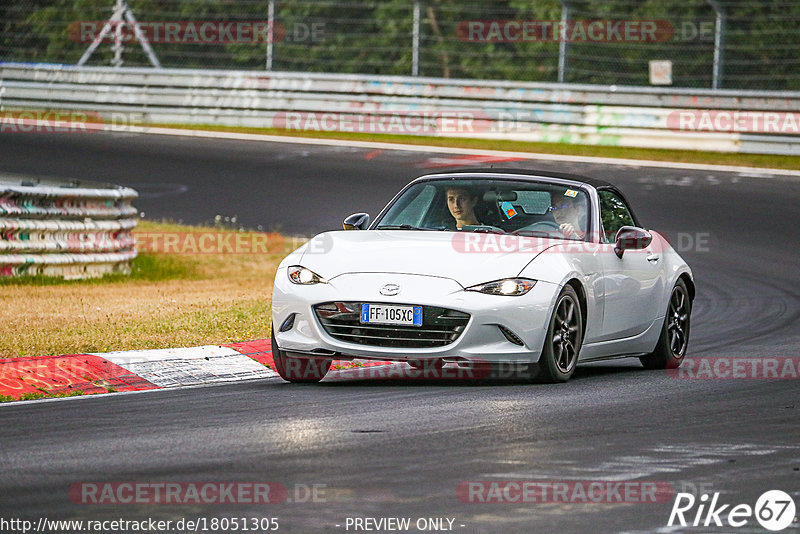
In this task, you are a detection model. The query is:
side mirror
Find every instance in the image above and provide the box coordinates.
[343,212,370,230]
[614,226,652,258]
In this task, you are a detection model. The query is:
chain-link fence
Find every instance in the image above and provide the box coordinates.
[2,0,799,90]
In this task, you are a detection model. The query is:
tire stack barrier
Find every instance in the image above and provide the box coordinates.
[0,174,138,279]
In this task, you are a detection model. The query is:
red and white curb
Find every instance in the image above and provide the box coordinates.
[0,339,275,399]
[0,340,396,401]
[96,343,278,389]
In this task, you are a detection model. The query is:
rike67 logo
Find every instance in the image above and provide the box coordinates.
[668,490,796,531]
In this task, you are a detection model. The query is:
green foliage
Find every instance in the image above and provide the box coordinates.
[2,390,85,402]
[0,253,197,286]
[127,253,199,281]
[2,0,799,89]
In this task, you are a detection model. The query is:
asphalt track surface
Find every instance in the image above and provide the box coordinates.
[1,132,799,534]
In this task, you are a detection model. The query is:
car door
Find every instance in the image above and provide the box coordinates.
[596,189,664,340]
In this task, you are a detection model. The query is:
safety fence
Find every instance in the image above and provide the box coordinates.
[0,173,138,279]
[2,63,800,155]
[4,0,800,90]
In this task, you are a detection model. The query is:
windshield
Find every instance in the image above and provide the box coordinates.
[374,178,591,241]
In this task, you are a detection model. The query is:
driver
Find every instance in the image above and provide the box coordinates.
[550,191,586,240]
[446,187,481,230]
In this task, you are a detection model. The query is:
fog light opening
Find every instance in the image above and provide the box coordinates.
[279,313,297,332]
[498,325,524,346]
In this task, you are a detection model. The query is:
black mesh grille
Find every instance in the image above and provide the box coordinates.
[313,302,470,348]
[498,325,524,346]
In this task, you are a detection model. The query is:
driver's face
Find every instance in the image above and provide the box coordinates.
[447,189,477,220]
[551,197,580,224]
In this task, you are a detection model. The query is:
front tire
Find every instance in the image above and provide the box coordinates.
[271,326,331,383]
[640,279,691,369]
[534,284,583,383]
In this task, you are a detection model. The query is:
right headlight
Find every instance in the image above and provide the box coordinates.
[465,278,536,296]
[287,265,327,285]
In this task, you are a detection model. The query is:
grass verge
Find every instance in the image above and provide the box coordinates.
[0,220,288,358]
[0,390,84,403]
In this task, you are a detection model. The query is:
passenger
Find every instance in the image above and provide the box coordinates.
[446,187,481,230]
[550,191,587,240]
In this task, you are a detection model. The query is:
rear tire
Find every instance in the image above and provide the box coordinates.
[534,284,583,383]
[271,326,331,383]
[640,279,691,370]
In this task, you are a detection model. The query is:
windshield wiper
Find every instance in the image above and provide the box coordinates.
[375,224,424,230]
[376,224,447,231]
[511,229,550,237]
[465,226,506,235]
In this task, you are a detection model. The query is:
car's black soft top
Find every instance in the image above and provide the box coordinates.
[420,167,615,189]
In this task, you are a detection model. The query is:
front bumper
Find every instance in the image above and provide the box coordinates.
[272,272,561,364]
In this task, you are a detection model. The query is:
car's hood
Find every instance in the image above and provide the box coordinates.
[298,230,568,288]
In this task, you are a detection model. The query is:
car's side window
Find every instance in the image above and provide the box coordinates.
[599,190,635,243]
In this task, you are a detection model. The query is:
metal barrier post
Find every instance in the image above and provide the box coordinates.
[558,1,572,84]
[267,0,276,71]
[708,0,726,90]
[412,1,421,77]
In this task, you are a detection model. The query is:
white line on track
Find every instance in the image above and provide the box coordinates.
[122,125,800,177]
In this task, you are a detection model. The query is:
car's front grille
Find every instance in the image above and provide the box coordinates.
[313,302,470,348]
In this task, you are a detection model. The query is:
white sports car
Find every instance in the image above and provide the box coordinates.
[271,169,694,383]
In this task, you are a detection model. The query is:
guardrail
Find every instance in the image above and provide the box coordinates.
[2,62,800,155]
[0,174,138,279]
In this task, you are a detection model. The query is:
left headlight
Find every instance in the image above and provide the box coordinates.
[465,278,536,296]
[287,265,327,285]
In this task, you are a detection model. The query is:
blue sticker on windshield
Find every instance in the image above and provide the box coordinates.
[500,201,517,219]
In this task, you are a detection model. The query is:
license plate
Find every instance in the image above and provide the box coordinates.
[360,304,422,326]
